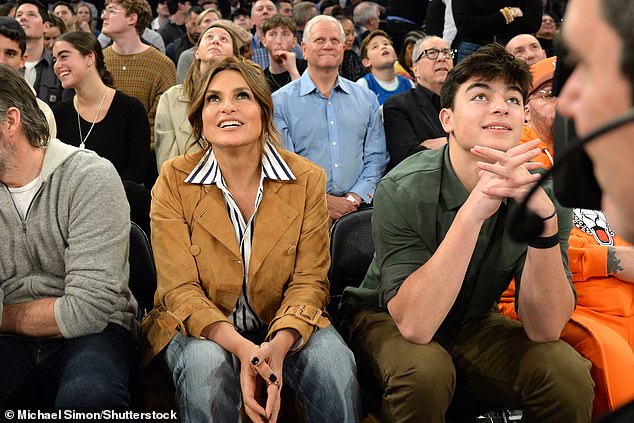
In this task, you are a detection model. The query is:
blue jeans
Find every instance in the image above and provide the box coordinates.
[456,41,483,63]
[0,323,136,410]
[165,325,362,423]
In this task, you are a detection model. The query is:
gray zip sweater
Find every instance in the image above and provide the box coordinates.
[0,139,138,338]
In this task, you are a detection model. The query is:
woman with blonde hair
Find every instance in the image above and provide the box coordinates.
[175,7,223,82]
[155,20,240,170]
[142,56,361,422]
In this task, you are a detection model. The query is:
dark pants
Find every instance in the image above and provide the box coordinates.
[341,309,594,423]
[0,323,136,410]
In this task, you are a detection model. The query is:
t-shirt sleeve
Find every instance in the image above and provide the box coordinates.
[372,178,434,307]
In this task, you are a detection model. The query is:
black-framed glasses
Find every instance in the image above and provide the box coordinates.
[415,48,456,62]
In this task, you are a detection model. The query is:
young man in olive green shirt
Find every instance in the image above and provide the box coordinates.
[341,44,594,423]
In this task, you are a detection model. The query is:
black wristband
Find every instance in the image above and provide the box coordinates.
[527,233,560,249]
[540,208,557,221]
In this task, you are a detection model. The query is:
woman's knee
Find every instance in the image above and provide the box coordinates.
[165,334,237,386]
[288,327,362,422]
[164,335,241,422]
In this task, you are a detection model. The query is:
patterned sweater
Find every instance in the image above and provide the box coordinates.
[104,46,176,144]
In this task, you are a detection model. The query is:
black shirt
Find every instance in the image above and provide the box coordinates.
[52,91,150,183]
[263,58,307,93]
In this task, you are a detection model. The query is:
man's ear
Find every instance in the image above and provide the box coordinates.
[439,107,454,133]
[301,41,306,58]
[524,104,531,123]
[43,21,51,30]
[361,57,371,68]
[369,16,378,29]
[4,107,22,138]
[128,12,138,28]
[261,35,268,49]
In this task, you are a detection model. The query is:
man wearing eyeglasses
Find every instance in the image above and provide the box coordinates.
[383,36,453,169]
[523,57,558,165]
[101,0,176,146]
[341,44,593,423]
[499,56,634,420]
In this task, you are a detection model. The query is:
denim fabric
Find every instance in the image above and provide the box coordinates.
[456,41,483,63]
[0,323,136,410]
[165,325,362,423]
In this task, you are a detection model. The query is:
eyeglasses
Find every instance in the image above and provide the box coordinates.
[529,87,555,101]
[101,7,124,17]
[415,48,455,62]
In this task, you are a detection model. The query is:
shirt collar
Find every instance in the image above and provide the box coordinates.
[252,33,265,48]
[418,84,438,101]
[299,70,350,96]
[441,145,469,210]
[40,48,54,67]
[441,145,509,211]
[185,142,296,185]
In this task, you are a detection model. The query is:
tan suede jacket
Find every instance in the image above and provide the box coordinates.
[140,147,331,369]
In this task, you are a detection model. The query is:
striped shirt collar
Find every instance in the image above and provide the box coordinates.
[185,142,296,185]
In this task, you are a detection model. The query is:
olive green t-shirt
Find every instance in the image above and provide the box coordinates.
[342,145,573,348]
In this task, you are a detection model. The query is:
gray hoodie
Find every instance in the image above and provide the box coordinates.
[0,139,138,338]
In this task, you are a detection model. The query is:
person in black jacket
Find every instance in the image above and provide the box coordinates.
[383,36,453,169]
[453,0,542,62]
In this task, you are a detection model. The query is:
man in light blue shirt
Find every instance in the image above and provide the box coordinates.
[273,14,389,221]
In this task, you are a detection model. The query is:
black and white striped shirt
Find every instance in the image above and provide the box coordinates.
[185,143,296,332]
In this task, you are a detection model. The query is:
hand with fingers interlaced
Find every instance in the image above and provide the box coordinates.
[239,329,299,423]
[466,139,556,223]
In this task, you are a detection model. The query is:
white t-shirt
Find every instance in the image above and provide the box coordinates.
[9,176,43,219]
[23,61,38,88]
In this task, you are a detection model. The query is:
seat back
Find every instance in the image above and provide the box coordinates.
[129,221,156,318]
[328,207,374,317]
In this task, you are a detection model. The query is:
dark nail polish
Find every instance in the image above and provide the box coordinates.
[251,357,259,365]
[269,374,277,383]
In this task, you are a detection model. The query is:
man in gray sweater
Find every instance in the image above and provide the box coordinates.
[0,64,139,410]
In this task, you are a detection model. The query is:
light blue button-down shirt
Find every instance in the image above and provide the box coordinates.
[272,71,389,202]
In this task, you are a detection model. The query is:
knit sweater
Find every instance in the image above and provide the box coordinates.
[0,139,138,339]
[104,46,176,144]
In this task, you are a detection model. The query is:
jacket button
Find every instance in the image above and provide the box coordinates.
[189,245,201,256]
[287,246,296,255]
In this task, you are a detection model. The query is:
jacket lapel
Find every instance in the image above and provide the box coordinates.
[249,180,299,278]
[193,185,241,257]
